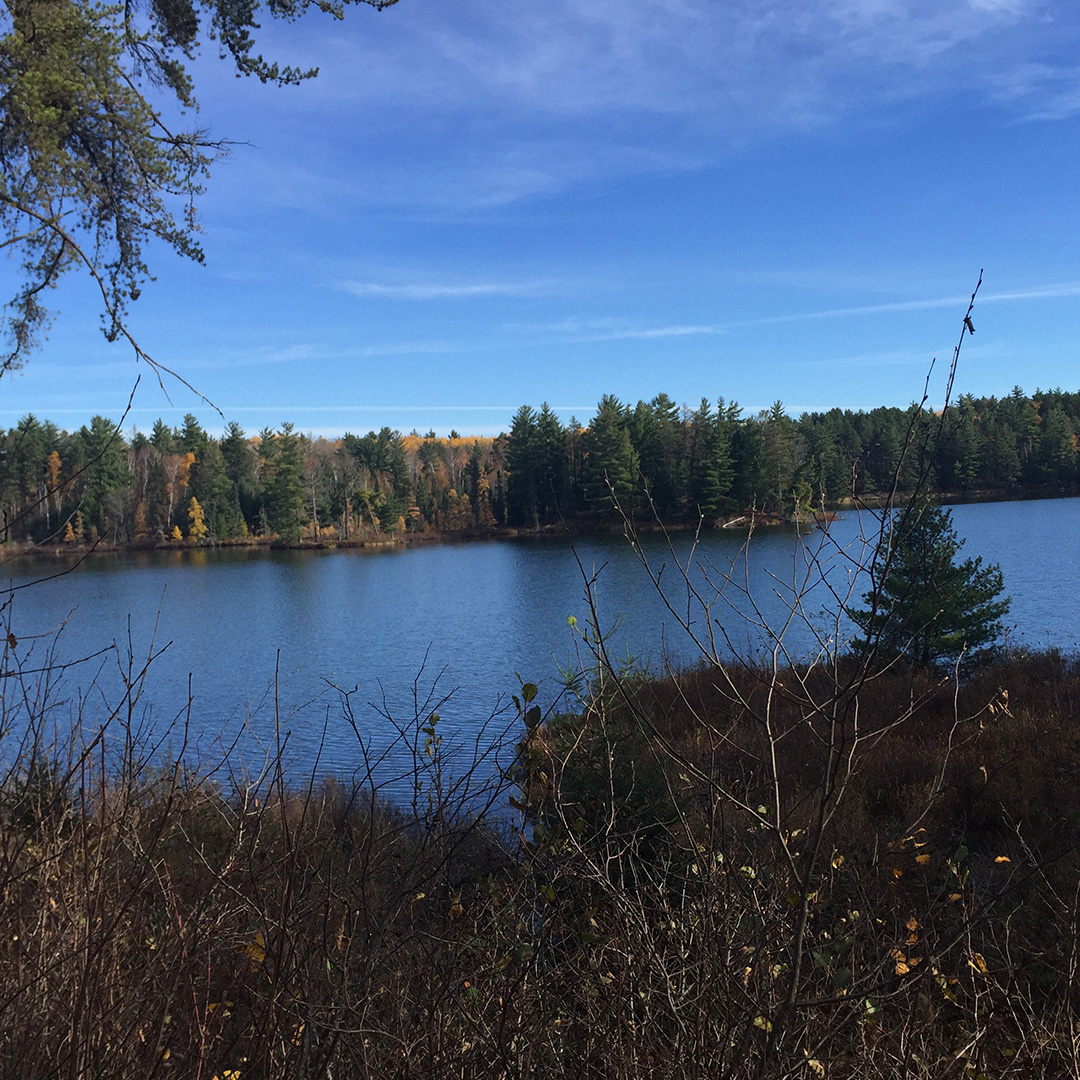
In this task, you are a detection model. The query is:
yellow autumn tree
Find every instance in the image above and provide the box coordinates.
[162,451,196,525]
[443,489,473,532]
[46,450,63,521]
[187,497,208,542]
[171,524,183,542]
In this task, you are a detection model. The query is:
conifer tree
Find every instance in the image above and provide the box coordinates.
[0,0,398,370]
[691,398,735,519]
[264,423,306,543]
[505,405,540,527]
[582,394,636,513]
[852,501,1010,669]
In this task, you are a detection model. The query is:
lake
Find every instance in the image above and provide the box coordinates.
[6,497,1080,791]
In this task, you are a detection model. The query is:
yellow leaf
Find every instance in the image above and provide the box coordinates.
[895,960,910,975]
[236,932,265,970]
[949,893,963,902]
[892,867,903,879]
[807,1058,825,1077]
[994,855,1011,864]
[449,895,464,920]
[906,917,919,932]
[915,853,931,866]
[753,1015,772,1032]
[969,952,989,975]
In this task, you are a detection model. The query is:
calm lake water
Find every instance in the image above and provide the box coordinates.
[6,497,1080,789]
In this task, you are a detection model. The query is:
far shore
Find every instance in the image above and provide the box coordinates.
[4,485,1077,564]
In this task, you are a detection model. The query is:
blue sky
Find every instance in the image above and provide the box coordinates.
[4,0,1080,437]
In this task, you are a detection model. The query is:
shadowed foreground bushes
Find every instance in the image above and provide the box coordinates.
[1,650,1080,1078]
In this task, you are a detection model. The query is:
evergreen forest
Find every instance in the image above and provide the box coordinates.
[3,385,1079,547]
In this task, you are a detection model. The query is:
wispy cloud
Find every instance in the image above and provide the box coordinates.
[733,295,966,328]
[340,280,542,300]
[981,281,1080,303]
[308,0,1052,129]
[190,0,1080,232]
[517,316,723,340]
[175,340,479,371]
[820,347,955,370]
[989,59,1080,121]
[819,340,1005,369]
[603,324,722,340]
[726,279,1080,330]
[209,0,1074,219]
[527,277,1080,343]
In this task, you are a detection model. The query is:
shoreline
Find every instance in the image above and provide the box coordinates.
[5,485,1077,563]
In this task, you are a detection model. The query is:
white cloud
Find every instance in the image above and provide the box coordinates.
[586,323,723,341]
[723,279,1080,329]
[526,277,1080,344]
[982,281,1080,302]
[339,280,539,299]
[198,0,1076,220]
[512,316,724,340]
[305,0,1047,125]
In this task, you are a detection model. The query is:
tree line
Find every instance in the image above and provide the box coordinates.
[2,385,1077,545]
[502,386,1080,527]
[0,415,501,546]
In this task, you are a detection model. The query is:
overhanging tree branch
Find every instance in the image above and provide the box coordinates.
[0,0,398,377]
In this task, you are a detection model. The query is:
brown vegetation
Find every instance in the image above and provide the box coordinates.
[1,642,1079,1078]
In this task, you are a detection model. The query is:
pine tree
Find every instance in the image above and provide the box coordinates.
[760,400,796,512]
[505,405,540,527]
[536,403,568,521]
[852,502,1010,669]
[691,398,735,519]
[263,423,306,543]
[582,394,636,513]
